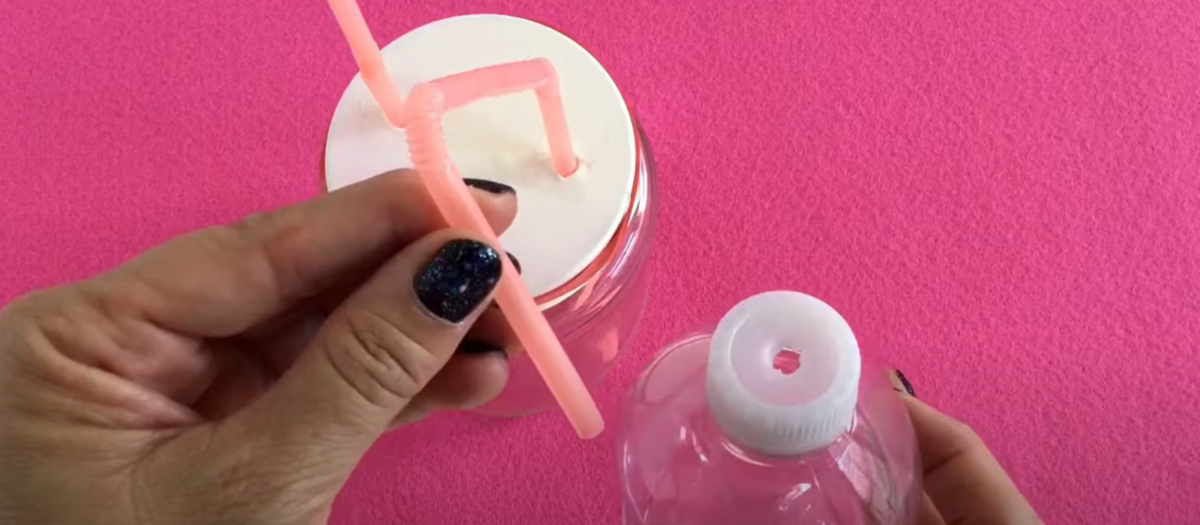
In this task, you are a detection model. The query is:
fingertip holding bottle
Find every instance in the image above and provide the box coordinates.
[463,178,516,196]
[889,369,917,397]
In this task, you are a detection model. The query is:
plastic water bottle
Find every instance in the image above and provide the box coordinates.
[617,291,922,524]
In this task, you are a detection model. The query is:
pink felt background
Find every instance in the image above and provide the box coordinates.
[2,0,1199,523]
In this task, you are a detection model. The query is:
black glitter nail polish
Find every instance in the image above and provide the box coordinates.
[464,178,516,195]
[895,370,916,397]
[457,339,507,357]
[414,240,502,323]
[506,252,522,274]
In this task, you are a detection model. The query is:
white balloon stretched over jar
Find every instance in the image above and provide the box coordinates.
[324,14,657,416]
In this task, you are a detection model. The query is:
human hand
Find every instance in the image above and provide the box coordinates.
[0,171,520,525]
[890,372,1043,525]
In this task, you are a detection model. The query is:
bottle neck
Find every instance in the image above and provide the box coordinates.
[711,409,855,464]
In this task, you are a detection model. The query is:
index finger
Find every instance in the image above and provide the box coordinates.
[901,394,1042,524]
[100,170,518,337]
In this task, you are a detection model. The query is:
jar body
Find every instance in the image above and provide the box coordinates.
[476,125,656,415]
[617,333,921,525]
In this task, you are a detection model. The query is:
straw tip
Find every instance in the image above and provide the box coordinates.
[574,417,605,439]
[554,156,580,178]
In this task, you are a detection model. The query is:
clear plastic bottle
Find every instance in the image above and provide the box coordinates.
[617,291,922,525]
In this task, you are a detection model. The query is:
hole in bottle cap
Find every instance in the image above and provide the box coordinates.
[772,348,802,375]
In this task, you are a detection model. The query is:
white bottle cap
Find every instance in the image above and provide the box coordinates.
[707,291,862,456]
[324,15,637,302]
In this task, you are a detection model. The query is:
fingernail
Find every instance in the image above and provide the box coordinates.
[464,178,515,195]
[890,370,917,397]
[457,339,507,358]
[484,251,519,311]
[414,240,503,323]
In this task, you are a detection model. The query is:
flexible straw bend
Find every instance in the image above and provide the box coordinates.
[326,0,602,438]
[404,82,604,439]
[431,59,578,177]
[402,84,449,174]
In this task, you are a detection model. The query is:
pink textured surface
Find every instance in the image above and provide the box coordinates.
[2,1,1198,523]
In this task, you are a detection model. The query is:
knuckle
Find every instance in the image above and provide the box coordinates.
[376,169,421,194]
[224,210,308,301]
[1,288,60,320]
[377,171,432,215]
[231,210,284,240]
[326,311,440,408]
[950,419,984,446]
[0,290,68,354]
[228,211,288,259]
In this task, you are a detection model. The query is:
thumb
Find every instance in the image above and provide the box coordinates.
[225,231,504,480]
[887,370,1042,525]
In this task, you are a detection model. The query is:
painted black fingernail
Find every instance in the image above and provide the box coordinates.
[506,252,522,274]
[457,339,507,358]
[895,370,916,397]
[414,240,502,323]
[464,178,515,195]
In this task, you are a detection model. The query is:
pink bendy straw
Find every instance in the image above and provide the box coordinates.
[325,0,601,438]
